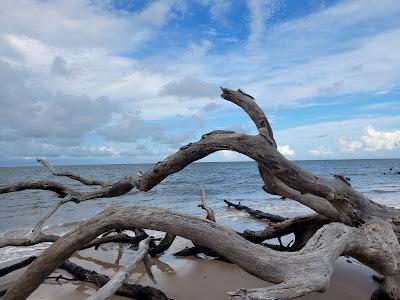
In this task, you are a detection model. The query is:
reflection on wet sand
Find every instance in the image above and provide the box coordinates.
[73,244,177,276]
[2,237,381,300]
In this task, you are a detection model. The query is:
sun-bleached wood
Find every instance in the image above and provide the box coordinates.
[1,87,400,299]
[2,206,400,300]
[88,237,151,300]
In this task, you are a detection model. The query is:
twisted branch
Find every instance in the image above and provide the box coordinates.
[3,206,399,300]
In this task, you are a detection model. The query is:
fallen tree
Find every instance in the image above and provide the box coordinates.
[0,88,399,300]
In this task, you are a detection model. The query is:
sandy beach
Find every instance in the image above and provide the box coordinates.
[0,237,380,300]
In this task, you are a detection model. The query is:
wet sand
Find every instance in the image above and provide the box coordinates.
[0,237,380,300]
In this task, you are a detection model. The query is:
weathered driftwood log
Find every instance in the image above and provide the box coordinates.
[173,186,230,260]
[1,87,400,299]
[243,213,332,251]
[0,230,147,249]
[61,259,170,300]
[0,255,170,300]
[198,186,216,222]
[2,206,400,300]
[0,256,36,277]
[88,237,152,300]
[224,199,286,222]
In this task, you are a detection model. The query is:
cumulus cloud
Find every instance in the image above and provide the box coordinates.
[1,0,400,164]
[160,74,219,99]
[362,126,400,151]
[277,145,295,156]
[337,126,400,152]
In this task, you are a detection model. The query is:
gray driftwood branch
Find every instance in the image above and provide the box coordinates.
[1,87,400,299]
[88,237,151,300]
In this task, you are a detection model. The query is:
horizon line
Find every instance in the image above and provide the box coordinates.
[1,157,399,168]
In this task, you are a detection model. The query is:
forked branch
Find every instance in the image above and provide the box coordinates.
[37,158,111,187]
[1,87,400,300]
[3,206,400,300]
[88,237,151,300]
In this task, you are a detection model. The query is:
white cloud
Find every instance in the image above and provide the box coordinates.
[183,40,213,59]
[338,139,363,152]
[198,0,232,22]
[277,145,295,156]
[0,0,185,52]
[359,101,400,111]
[309,146,333,156]
[246,0,280,50]
[219,150,248,161]
[277,118,400,159]
[0,0,400,163]
[362,125,400,151]
[338,126,400,152]
[243,27,400,106]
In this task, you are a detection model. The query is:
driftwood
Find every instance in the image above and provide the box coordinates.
[88,237,152,300]
[0,256,36,277]
[224,199,286,222]
[0,88,399,300]
[173,186,228,260]
[0,256,170,300]
[61,260,169,300]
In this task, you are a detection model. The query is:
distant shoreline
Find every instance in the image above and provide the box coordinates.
[1,157,399,168]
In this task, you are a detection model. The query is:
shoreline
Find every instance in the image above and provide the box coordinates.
[1,237,380,300]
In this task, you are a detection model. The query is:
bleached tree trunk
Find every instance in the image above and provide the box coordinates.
[1,88,399,300]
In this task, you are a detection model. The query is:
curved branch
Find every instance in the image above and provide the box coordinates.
[37,158,111,187]
[148,233,176,257]
[0,180,74,198]
[220,88,276,147]
[1,88,397,226]
[3,206,399,300]
[242,214,330,243]
[31,198,70,240]
[1,231,145,250]
[88,237,151,300]
[198,186,215,222]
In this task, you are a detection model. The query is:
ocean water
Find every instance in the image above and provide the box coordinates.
[0,159,399,262]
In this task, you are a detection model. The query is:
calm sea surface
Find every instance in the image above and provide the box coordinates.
[0,159,399,261]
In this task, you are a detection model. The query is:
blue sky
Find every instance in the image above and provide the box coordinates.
[0,0,399,166]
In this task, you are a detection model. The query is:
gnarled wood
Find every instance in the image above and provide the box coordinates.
[3,206,400,300]
[1,87,400,299]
